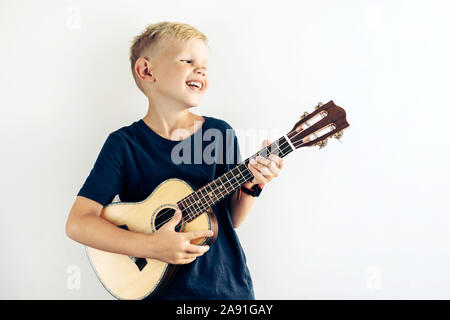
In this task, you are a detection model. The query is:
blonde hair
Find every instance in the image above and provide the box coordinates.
[129,21,208,94]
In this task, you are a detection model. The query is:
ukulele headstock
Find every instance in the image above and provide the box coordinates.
[288,100,350,149]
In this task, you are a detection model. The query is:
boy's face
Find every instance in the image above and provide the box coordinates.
[143,37,209,108]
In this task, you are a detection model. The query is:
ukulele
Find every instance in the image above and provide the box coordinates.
[86,100,350,299]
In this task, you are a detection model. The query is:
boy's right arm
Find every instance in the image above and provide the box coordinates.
[65,196,212,264]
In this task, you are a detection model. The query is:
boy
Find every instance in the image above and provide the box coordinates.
[66,21,284,299]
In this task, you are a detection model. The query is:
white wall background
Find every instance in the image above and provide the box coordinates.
[1,0,449,299]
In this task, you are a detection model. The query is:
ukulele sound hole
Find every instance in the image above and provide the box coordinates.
[117,224,147,271]
[154,207,183,232]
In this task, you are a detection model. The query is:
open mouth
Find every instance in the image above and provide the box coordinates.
[186,80,203,93]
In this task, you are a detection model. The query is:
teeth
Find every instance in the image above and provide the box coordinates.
[186,81,203,90]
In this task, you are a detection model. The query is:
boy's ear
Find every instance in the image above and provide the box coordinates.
[135,57,154,82]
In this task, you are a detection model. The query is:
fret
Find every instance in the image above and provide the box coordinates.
[215,179,225,195]
[201,183,215,206]
[278,146,285,157]
[190,190,205,214]
[221,172,234,194]
[184,191,210,222]
[185,194,195,212]
[218,173,228,192]
[235,163,252,183]
[282,134,295,153]
[183,195,196,219]
[230,166,246,191]
[227,167,241,188]
[210,182,220,202]
[198,186,212,211]
[278,138,286,157]
[197,188,210,211]
[205,183,219,203]
[281,138,294,157]
[213,179,224,198]
[231,165,243,186]
[232,167,244,185]
[180,198,193,221]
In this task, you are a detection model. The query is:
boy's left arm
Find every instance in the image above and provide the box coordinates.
[230,140,285,228]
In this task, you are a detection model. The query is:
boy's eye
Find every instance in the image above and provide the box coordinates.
[181,60,208,71]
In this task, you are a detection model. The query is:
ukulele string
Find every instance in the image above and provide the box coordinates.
[153,128,309,230]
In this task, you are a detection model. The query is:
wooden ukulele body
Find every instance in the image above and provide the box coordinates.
[86,178,218,300]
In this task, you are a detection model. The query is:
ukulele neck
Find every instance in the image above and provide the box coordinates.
[177,134,295,222]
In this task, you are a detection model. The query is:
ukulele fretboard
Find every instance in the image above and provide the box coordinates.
[177,134,296,222]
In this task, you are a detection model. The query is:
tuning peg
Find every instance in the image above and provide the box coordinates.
[300,111,309,119]
[316,138,328,149]
[333,130,344,141]
[314,102,323,110]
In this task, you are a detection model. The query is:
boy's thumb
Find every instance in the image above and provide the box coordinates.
[171,210,182,224]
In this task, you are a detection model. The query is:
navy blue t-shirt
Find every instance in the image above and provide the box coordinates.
[77,115,254,300]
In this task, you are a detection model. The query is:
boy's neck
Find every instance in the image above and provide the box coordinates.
[142,106,204,141]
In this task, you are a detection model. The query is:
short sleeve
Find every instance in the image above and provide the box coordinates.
[77,133,126,206]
